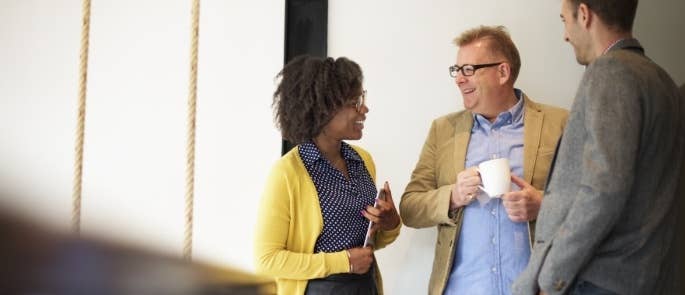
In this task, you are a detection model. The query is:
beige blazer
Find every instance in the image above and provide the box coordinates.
[400,95,567,295]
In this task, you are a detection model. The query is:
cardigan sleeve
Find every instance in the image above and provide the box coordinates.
[253,160,350,280]
[374,220,401,250]
[351,144,402,249]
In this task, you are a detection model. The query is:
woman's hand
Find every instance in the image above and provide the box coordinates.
[362,181,401,233]
[346,247,374,274]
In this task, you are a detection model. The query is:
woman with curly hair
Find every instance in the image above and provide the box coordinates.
[254,55,401,295]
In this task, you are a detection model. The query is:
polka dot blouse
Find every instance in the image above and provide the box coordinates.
[299,141,377,253]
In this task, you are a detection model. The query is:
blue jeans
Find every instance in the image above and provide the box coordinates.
[569,280,617,295]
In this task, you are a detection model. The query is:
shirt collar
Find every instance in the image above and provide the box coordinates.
[605,38,644,56]
[340,142,362,162]
[509,88,525,122]
[299,141,361,166]
[602,38,626,55]
[472,88,525,129]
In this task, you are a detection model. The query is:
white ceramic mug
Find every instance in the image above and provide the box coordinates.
[477,158,511,197]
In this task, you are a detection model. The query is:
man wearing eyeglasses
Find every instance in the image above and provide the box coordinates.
[513,0,684,294]
[399,25,568,295]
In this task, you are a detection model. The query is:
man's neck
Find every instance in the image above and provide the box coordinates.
[482,88,519,123]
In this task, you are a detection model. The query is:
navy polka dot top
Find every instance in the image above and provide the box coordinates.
[299,141,377,253]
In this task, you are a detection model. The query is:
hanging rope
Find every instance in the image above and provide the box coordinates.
[184,0,201,261]
[72,0,92,234]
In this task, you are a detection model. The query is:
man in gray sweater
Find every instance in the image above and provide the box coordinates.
[513,0,684,294]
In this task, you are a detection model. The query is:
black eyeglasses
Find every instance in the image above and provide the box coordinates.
[449,62,504,78]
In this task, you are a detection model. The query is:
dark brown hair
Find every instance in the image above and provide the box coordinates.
[453,25,521,84]
[272,55,363,144]
[568,0,638,32]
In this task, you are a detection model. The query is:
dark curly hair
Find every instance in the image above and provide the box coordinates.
[273,55,363,144]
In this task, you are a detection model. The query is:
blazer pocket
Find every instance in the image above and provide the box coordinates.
[532,148,556,188]
[537,147,556,157]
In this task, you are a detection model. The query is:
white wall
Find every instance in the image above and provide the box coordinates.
[0,0,81,229]
[0,0,283,271]
[634,0,685,85]
[191,0,283,270]
[328,0,685,294]
[1,0,683,293]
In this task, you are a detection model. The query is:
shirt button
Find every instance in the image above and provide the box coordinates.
[491,267,497,273]
[491,237,496,244]
[491,209,496,215]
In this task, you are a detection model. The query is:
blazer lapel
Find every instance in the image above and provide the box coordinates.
[523,94,543,184]
[522,94,544,248]
[453,112,474,173]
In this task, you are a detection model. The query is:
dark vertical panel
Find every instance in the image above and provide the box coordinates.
[281,0,328,155]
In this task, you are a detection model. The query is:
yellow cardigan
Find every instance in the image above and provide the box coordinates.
[254,144,401,295]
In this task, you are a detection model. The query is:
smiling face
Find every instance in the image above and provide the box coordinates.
[316,92,368,144]
[454,39,508,118]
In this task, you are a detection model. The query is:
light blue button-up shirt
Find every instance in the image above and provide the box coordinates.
[444,89,530,295]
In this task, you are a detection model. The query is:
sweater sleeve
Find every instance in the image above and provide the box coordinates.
[351,144,402,249]
[253,160,350,280]
[374,220,401,250]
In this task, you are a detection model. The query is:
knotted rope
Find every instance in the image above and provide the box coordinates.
[72,0,91,234]
[184,0,201,260]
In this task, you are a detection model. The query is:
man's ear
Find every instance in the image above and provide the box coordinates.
[578,3,592,29]
[498,63,511,85]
